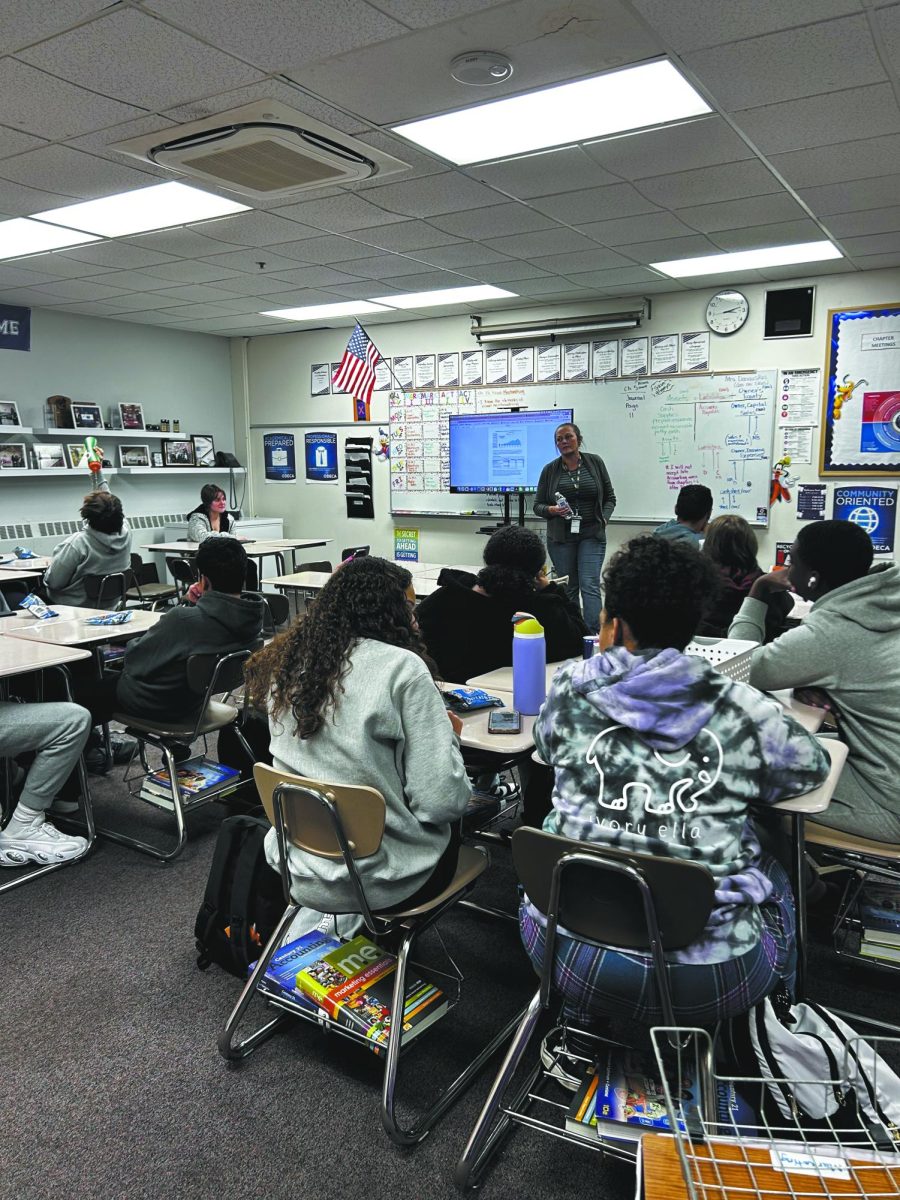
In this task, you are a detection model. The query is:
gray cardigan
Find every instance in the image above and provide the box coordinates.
[533,451,616,543]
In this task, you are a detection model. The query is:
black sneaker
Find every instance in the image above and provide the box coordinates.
[84,747,111,776]
[109,733,137,765]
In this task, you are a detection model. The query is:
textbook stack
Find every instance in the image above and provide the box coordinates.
[139,756,241,810]
[858,884,900,966]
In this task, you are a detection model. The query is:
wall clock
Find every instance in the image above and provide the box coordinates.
[705,289,749,335]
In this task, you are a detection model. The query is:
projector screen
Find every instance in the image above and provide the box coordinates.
[449,408,573,493]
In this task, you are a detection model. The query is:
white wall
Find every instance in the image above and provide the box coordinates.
[237,265,900,567]
[0,307,239,551]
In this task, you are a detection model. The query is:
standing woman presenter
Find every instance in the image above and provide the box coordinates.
[533,422,616,632]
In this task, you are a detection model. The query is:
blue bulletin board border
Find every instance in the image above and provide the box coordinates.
[820,302,900,476]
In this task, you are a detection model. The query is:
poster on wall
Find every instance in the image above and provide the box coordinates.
[650,334,678,375]
[394,527,419,562]
[0,304,30,353]
[310,363,331,396]
[620,336,649,376]
[510,346,534,383]
[833,484,897,554]
[373,359,393,391]
[591,339,618,379]
[414,354,436,389]
[821,303,900,476]
[680,331,709,372]
[263,432,296,483]
[461,349,483,385]
[438,352,460,388]
[797,483,826,521]
[563,342,590,381]
[777,367,820,425]
[304,431,338,483]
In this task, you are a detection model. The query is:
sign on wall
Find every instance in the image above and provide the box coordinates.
[394,527,419,561]
[263,432,296,483]
[304,431,338,483]
[0,304,30,352]
[833,484,897,554]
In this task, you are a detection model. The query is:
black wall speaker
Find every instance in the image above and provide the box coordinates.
[764,286,815,339]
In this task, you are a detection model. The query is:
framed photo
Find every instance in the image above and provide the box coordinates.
[118,402,144,431]
[151,451,164,468]
[119,444,151,468]
[191,433,216,467]
[35,443,66,470]
[0,443,27,469]
[0,401,21,427]
[66,443,88,469]
[72,402,104,429]
[164,439,196,467]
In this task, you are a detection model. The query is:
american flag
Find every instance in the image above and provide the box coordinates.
[331,323,381,405]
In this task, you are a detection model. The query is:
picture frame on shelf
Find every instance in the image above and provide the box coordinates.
[151,451,164,468]
[119,444,151,468]
[35,443,66,470]
[72,402,104,429]
[66,444,89,469]
[0,401,21,427]
[191,433,215,467]
[119,402,144,431]
[0,443,27,469]
[46,395,72,429]
[164,439,196,467]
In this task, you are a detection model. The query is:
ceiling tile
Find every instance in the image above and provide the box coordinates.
[757,260,855,281]
[18,8,263,110]
[827,206,900,238]
[635,161,783,208]
[261,234,374,264]
[193,211,323,247]
[32,277,132,301]
[474,147,621,199]
[799,172,900,215]
[0,175,81,215]
[83,269,181,292]
[684,16,884,111]
[841,231,900,256]
[629,0,861,53]
[63,113,177,170]
[675,193,807,233]
[874,3,900,73]
[348,220,463,252]
[525,248,631,274]
[265,265,364,288]
[57,242,179,270]
[86,292,192,313]
[353,129,446,179]
[733,84,900,156]
[769,134,900,189]
[0,145,157,200]
[564,265,665,288]
[271,193,407,233]
[403,243,512,269]
[127,229,264,259]
[585,116,753,180]
[359,172,504,218]
[428,202,554,240]
[102,309,187,324]
[368,269,470,290]
[5,252,110,279]
[160,78,369,138]
[329,253,425,279]
[254,288,347,307]
[531,183,658,224]
[611,235,721,264]
[467,261,555,284]
[147,284,242,304]
[506,277,594,297]
[325,280,406,300]
[0,126,47,160]
[576,211,696,246]
[142,302,240,319]
[0,263,65,289]
[708,219,828,251]
[0,2,109,55]
[846,251,900,270]
[140,260,247,285]
[200,271,305,295]
[362,0,500,24]
[484,227,600,259]
[654,268,770,290]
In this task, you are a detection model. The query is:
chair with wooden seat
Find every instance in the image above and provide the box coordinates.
[455,827,716,1190]
[126,552,177,608]
[83,570,129,610]
[219,763,523,1146]
[98,645,260,861]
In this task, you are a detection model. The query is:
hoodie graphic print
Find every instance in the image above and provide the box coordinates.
[535,646,829,964]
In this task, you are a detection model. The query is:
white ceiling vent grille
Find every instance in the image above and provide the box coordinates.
[112,101,409,201]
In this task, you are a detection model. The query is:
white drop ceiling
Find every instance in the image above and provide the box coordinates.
[0,0,899,336]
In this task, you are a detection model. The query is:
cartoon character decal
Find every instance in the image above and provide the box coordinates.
[769,455,795,506]
[832,375,867,422]
[375,427,390,460]
[586,724,724,816]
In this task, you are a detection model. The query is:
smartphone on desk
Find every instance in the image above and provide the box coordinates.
[488,708,522,734]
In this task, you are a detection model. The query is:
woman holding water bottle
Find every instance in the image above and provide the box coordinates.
[533,422,616,632]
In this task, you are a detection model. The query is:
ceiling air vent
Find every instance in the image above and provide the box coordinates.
[111,101,409,201]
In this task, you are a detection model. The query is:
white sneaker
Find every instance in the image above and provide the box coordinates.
[0,818,88,867]
[540,1028,591,1092]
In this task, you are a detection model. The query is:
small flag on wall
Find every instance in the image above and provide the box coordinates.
[332,323,381,421]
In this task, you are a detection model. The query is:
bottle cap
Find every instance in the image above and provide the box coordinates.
[512,611,543,636]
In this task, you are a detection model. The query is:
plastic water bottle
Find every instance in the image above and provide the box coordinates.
[554,490,574,518]
[512,611,546,715]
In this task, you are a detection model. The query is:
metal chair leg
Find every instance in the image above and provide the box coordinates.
[218,903,301,1059]
[92,740,188,862]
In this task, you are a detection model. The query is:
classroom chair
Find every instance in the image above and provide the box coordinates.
[165,556,199,601]
[219,763,524,1147]
[290,560,333,616]
[340,545,370,562]
[83,570,129,610]
[260,593,290,637]
[96,645,261,861]
[454,828,716,1190]
[125,553,177,608]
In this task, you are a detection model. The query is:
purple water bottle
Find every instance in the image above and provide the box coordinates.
[512,612,546,715]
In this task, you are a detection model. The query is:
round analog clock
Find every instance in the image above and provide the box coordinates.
[705,289,749,335]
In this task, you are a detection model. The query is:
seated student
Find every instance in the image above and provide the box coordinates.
[186,483,258,588]
[729,520,900,844]
[44,490,132,606]
[697,514,792,640]
[524,536,829,1078]
[245,556,471,919]
[416,524,588,684]
[0,701,91,866]
[653,484,713,546]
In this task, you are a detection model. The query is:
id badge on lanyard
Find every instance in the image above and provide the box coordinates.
[569,516,581,534]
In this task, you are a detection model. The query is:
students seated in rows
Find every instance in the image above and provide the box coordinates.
[653,484,713,546]
[245,556,471,922]
[44,490,132,607]
[416,524,588,684]
[0,701,91,866]
[730,520,900,844]
[526,536,829,1080]
[697,514,792,640]
[186,483,258,589]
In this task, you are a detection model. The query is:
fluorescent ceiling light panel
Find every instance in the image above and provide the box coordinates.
[260,300,392,321]
[0,217,100,260]
[651,240,842,278]
[33,182,248,237]
[392,60,710,164]
[369,285,517,309]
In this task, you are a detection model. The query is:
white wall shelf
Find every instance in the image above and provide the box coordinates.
[31,427,198,440]
[117,467,246,475]
[0,467,244,479]
[0,425,33,434]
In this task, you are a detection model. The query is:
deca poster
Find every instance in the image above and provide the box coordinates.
[832,485,897,554]
[304,431,338,483]
[263,432,296,483]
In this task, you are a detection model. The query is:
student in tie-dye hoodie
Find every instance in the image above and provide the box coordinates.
[522,535,830,1046]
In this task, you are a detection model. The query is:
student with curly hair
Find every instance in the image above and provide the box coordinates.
[45,490,132,606]
[524,536,829,1085]
[245,556,471,919]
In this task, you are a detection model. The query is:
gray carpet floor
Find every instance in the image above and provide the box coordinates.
[2,757,897,1200]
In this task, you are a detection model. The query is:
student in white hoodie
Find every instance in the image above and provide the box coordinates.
[44,490,132,607]
[730,520,900,843]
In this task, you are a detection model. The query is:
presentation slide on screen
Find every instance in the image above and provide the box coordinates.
[449,409,573,493]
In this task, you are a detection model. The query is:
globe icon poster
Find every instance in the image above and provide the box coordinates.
[833,486,897,554]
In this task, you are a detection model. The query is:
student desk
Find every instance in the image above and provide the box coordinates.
[0,605,109,630]
[0,639,95,894]
[446,686,536,757]
[142,538,328,577]
[264,569,441,599]
[466,660,575,692]
[0,567,46,585]
[0,556,51,573]
[4,608,162,647]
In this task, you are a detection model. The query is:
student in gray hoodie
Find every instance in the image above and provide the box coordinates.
[729,520,900,843]
[44,490,132,606]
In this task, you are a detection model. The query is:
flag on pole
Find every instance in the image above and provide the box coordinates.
[331,323,381,421]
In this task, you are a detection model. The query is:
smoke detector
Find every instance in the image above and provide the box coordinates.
[111,101,409,201]
[450,51,513,86]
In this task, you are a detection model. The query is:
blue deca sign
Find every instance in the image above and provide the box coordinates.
[0,304,30,352]
[832,485,896,554]
[304,431,338,482]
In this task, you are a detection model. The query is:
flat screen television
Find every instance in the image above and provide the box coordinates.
[448,408,573,493]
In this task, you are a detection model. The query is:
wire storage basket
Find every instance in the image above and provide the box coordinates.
[685,638,758,683]
[644,1028,900,1199]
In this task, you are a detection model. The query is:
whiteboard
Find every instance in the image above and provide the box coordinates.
[389,373,777,525]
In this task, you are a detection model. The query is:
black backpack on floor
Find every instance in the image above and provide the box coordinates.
[195,814,285,977]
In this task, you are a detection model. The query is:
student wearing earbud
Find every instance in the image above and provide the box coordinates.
[729,520,900,843]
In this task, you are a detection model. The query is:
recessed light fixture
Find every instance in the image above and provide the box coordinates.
[0,217,100,260]
[651,240,842,278]
[369,285,517,309]
[260,300,393,322]
[392,60,710,165]
[32,181,248,238]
